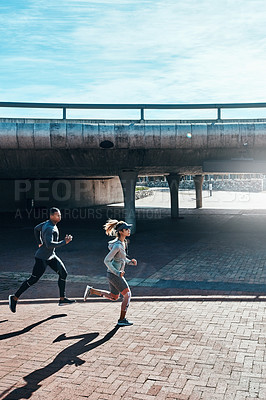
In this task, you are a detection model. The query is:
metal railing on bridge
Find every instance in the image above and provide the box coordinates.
[1,101,266,120]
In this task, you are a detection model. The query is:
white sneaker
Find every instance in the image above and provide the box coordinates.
[83,285,92,301]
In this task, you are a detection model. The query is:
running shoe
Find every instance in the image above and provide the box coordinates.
[117,318,133,326]
[58,298,76,306]
[9,295,17,313]
[83,285,92,301]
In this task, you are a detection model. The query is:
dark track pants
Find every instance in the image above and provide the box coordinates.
[15,256,67,298]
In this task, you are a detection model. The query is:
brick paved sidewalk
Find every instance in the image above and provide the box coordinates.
[0,298,265,400]
[1,209,266,398]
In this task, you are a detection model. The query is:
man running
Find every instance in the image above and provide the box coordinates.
[9,207,75,313]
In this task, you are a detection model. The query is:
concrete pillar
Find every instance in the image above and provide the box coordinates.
[119,170,138,233]
[166,173,181,218]
[193,175,204,208]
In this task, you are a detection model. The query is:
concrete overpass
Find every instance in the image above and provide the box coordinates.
[1,102,266,231]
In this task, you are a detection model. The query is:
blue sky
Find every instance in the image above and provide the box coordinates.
[1,0,266,119]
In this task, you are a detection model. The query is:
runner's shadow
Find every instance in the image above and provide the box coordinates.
[0,314,67,340]
[1,326,120,400]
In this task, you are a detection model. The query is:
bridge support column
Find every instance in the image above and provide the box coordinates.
[166,173,181,218]
[193,175,204,208]
[119,170,138,234]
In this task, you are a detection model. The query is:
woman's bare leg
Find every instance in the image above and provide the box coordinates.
[90,287,118,301]
[119,289,131,320]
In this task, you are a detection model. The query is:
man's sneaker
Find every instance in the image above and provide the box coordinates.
[9,295,17,313]
[83,285,92,301]
[58,298,76,306]
[117,318,133,326]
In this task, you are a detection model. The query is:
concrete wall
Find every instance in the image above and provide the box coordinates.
[2,120,266,180]
[0,177,123,212]
[1,120,266,151]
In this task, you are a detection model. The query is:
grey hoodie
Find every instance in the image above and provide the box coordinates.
[104,238,133,277]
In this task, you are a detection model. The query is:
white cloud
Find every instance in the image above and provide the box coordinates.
[1,0,266,118]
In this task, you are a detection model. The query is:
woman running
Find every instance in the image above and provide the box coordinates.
[84,219,137,326]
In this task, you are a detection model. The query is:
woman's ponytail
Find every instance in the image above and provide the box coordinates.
[103,219,119,236]
[103,219,126,237]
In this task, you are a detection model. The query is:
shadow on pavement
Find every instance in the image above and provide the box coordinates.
[0,314,67,341]
[1,326,120,400]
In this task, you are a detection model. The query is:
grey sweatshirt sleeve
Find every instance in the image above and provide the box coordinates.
[34,222,45,246]
[104,245,121,276]
[43,226,66,249]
